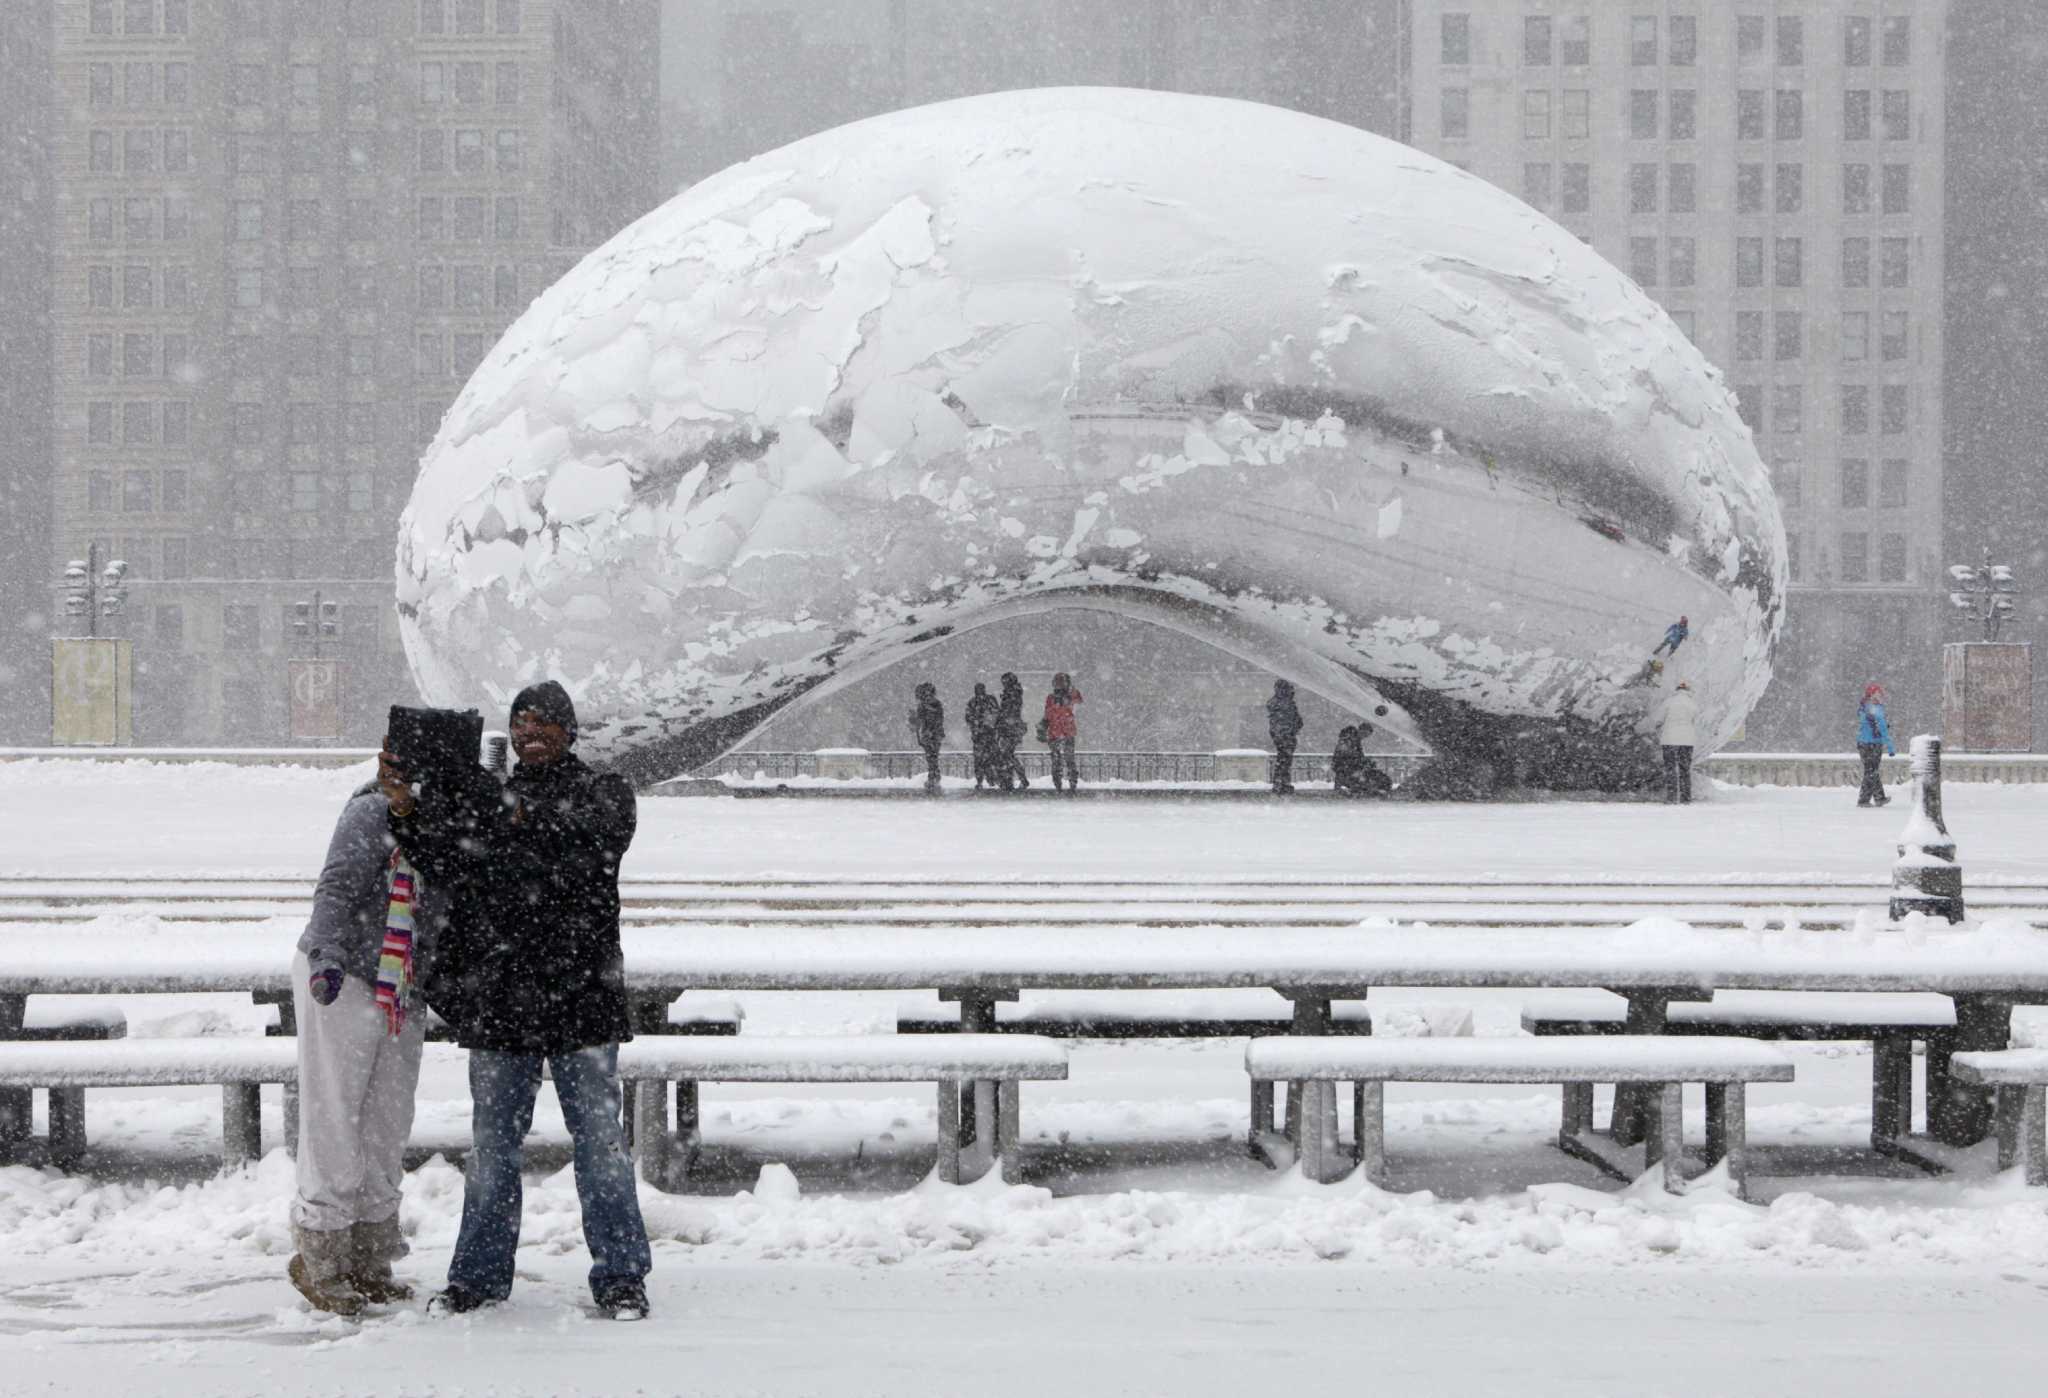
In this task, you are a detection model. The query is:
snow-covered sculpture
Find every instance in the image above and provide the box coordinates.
[398,88,1783,789]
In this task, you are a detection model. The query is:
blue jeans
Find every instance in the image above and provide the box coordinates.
[447,1044,651,1301]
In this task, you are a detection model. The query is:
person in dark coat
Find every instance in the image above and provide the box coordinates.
[908,682,946,792]
[964,682,999,789]
[997,672,1029,791]
[1265,680,1303,794]
[398,680,652,1321]
[1330,723,1394,797]
[1856,682,1897,807]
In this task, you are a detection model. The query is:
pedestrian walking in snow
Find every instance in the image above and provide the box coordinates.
[285,730,457,1316]
[964,682,999,789]
[1658,680,1698,805]
[1043,673,1083,792]
[908,682,946,792]
[997,671,1030,790]
[400,681,653,1322]
[1265,680,1303,794]
[1856,682,1897,807]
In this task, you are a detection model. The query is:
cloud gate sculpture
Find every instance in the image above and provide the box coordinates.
[398,88,1784,791]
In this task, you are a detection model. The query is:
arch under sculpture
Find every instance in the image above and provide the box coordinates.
[398,89,1784,791]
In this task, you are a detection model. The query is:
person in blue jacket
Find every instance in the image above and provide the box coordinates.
[1856,682,1896,806]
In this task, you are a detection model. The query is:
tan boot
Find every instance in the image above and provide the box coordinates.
[289,1225,365,1317]
[347,1216,415,1304]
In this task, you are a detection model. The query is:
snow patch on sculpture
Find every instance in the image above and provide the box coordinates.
[398,88,1783,787]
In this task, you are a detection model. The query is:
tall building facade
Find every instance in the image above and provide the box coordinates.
[1400,1,1949,747]
[44,0,658,745]
[0,3,56,744]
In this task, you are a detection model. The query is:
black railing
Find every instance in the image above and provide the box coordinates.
[694,751,1426,784]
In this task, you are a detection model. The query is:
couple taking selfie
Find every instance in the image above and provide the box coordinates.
[286,681,652,1321]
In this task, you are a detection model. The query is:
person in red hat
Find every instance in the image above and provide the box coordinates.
[1855,682,1897,806]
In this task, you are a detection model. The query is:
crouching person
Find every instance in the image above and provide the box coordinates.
[287,751,444,1315]
[403,682,652,1322]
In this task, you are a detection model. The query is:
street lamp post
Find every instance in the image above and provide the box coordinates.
[1946,547,2019,641]
[60,542,128,638]
[291,589,338,657]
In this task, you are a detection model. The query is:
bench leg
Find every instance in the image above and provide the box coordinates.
[2025,1086,2048,1188]
[0,1089,27,1150]
[1250,1079,1275,1152]
[632,1077,674,1189]
[1996,1086,2024,1172]
[221,1084,262,1166]
[996,1080,1023,1185]
[1706,1082,1750,1199]
[675,1080,703,1175]
[1641,1082,1684,1193]
[1298,1081,1344,1184]
[1705,1082,1727,1163]
[1560,1081,1595,1142]
[1354,1081,1386,1187]
[49,1088,87,1167]
[1871,1036,1911,1148]
[936,1082,963,1185]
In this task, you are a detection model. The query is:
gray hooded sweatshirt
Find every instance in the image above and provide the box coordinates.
[296,787,445,998]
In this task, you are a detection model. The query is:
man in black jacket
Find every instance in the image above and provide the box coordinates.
[400,681,652,1321]
[1265,680,1303,794]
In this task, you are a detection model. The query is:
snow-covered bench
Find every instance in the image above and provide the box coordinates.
[0,1000,129,1158]
[1949,1051,2048,1185]
[618,1035,1068,1188]
[0,1038,295,1167]
[1246,1036,1796,1195]
[1521,990,1955,1148]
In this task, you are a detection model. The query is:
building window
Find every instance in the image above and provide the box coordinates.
[1775,90,1803,141]
[124,128,154,174]
[1668,237,1696,287]
[454,332,489,376]
[494,195,520,241]
[1440,88,1469,140]
[1736,311,1763,362]
[1629,236,1658,287]
[1838,460,1869,508]
[1561,163,1589,213]
[123,332,153,376]
[496,61,520,107]
[417,130,444,174]
[1841,385,1870,436]
[420,0,445,34]
[1840,532,1869,583]
[162,265,189,308]
[1882,164,1910,215]
[1669,90,1696,141]
[90,130,114,173]
[1522,162,1552,209]
[286,335,321,378]
[1881,310,1908,362]
[1844,236,1870,288]
[420,63,445,105]
[233,201,263,241]
[1736,163,1764,214]
[91,0,115,34]
[1775,236,1802,287]
[417,265,445,309]
[124,197,154,240]
[1629,90,1658,139]
[1843,163,1871,215]
[1879,534,1907,583]
[89,199,113,241]
[1561,90,1589,139]
[162,194,188,242]
[290,473,319,514]
[454,127,485,172]
[1667,14,1696,67]
[1842,311,1869,362]
[1786,533,1801,581]
[453,196,486,241]
[454,62,485,105]
[1561,14,1590,66]
[1524,15,1551,65]
[288,403,323,444]
[347,63,377,107]
[1773,161,1803,214]
[418,196,444,241]
[1880,460,1908,508]
[223,604,259,646]
[1774,458,1801,508]
[1736,237,1764,288]
[1631,15,1657,66]
[163,128,189,172]
[89,266,112,308]
[162,399,187,444]
[1776,16,1803,66]
[87,402,114,446]
[123,470,153,513]
[455,0,485,33]
[1882,16,1910,66]
[161,541,187,581]
[230,401,263,445]
[497,0,522,34]
[289,65,318,108]
[1774,310,1802,361]
[1629,164,1658,214]
[416,333,444,377]
[232,137,268,176]
[1881,237,1910,287]
[1734,384,1762,434]
[234,267,263,309]
[1842,90,1870,142]
[232,64,265,106]
[122,261,151,307]
[1846,15,1872,67]
[1737,90,1764,141]
[123,61,149,108]
[163,61,188,106]
[160,469,186,513]
[287,265,320,306]
[1737,14,1766,63]
[1881,384,1908,435]
[454,264,488,310]
[1882,90,1910,141]
[1773,384,1803,435]
[344,338,375,377]
[1669,163,1696,213]
[89,471,114,512]
[288,199,321,241]
[496,128,523,172]
[342,403,376,445]
[344,198,377,241]
[1441,14,1470,66]
[123,401,153,445]
[88,334,113,377]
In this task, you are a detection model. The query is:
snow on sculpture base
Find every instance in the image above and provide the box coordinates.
[397,88,1784,791]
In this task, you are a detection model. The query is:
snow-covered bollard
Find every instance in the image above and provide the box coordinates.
[1889,735,1965,924]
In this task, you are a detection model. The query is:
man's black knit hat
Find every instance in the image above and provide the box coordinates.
[510,679,577,737]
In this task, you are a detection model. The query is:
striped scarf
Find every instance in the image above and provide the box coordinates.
[374,850,417,1037]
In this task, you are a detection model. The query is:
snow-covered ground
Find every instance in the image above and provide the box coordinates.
[4,759,2048,1396]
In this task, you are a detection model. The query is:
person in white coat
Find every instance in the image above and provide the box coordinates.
[1658,681,1699,805]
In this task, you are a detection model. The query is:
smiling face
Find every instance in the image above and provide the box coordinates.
[510,709,573,767]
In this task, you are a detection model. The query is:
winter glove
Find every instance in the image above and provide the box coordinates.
[309,967,344,1006]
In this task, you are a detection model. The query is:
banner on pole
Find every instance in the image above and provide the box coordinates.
[288,658,344,741]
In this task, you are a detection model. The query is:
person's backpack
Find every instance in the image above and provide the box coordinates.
[1035,716,1051,743]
